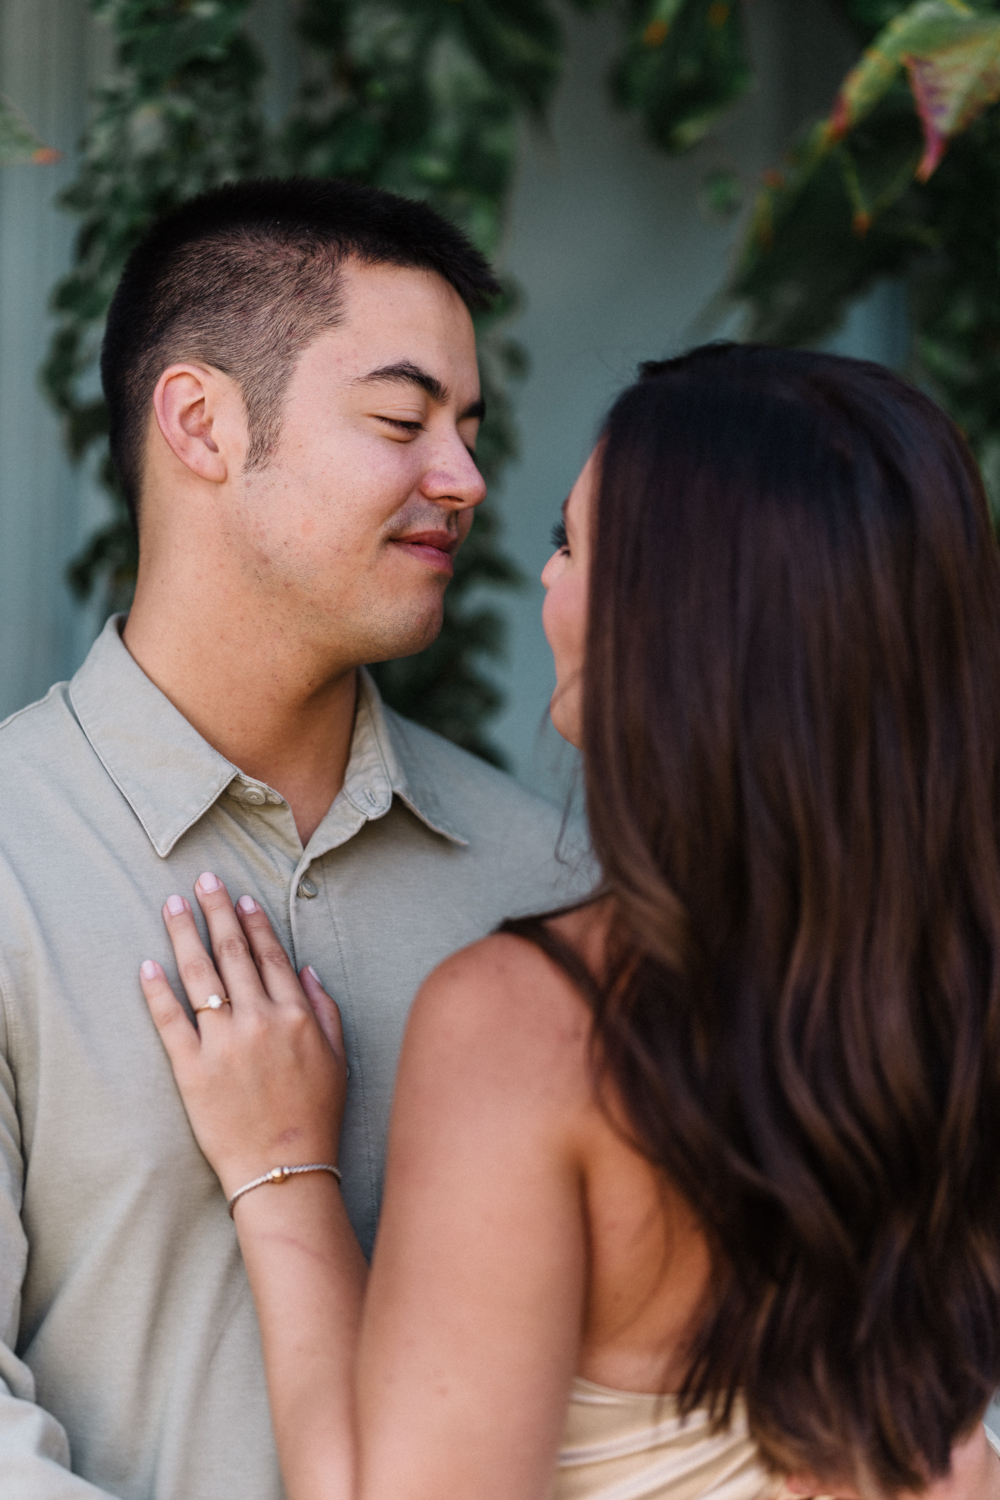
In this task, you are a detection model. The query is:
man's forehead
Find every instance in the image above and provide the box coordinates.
[337,256,473,322]
[295,262,479,408]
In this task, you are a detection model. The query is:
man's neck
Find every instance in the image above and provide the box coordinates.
[123,592,359,848]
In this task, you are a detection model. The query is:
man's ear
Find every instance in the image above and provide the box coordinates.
[151,363,231,484]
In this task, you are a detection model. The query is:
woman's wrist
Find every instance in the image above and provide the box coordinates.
[226,1161,342,1216]
[228,1169,355,1274]
[208,1133,341,1201]
[228,1162,343,1224]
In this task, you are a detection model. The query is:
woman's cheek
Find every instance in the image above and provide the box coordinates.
[543,576,586,747]
[542,574,586,684]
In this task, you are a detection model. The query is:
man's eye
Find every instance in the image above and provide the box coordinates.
[551,520,568,552]
[378,416,423,434]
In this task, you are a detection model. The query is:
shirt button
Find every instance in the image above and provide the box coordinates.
[242,787,267,806]
[297,877,318,899]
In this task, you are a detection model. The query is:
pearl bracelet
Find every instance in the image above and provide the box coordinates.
[227,1163,342,1217]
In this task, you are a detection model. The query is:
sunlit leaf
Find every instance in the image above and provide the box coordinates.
[907,30,1000,178]
[829,1,1000,180]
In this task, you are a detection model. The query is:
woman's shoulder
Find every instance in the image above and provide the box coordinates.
[400,904,613,1123]
[415,900,611,1027]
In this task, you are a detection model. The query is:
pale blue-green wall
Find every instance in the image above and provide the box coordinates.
[0,0,113,724]
[0,0,900,795]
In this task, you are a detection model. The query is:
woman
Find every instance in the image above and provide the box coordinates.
[140,344,1000,1499]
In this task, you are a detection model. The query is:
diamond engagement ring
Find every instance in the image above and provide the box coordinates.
[193,993,231,1014]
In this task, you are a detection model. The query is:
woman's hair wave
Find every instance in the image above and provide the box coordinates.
[564,345,1000,1489]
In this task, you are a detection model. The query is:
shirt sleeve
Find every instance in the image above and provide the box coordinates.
[0,993,121,1498]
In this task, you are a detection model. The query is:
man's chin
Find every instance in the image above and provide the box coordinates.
[363,605,445,667]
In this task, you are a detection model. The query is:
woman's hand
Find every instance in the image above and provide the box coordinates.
[139,873,348,1199]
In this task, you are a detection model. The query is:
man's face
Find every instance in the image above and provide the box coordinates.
[228,261,486,668]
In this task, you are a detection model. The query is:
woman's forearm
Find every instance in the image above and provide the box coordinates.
[232,1176,369,1500]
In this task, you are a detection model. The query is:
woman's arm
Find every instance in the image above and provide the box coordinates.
[353,936,589,1500]
[141,881,367,1500]
[142,880,591,1500]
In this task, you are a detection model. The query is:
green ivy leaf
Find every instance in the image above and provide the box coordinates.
[452,0,564,114]
[613,0,754,154]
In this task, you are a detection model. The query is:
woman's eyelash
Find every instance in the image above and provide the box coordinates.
[551,520,568,550]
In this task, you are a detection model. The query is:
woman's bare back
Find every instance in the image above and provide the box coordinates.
[506,901,712,1397]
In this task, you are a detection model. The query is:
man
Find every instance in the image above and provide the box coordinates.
[0,179,589,1499]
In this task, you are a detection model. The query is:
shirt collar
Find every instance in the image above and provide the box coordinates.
[346,671,469,848]
[358,675,470,852]
[69,616,467,858]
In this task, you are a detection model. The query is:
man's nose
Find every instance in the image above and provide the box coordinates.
[419,437,488,510]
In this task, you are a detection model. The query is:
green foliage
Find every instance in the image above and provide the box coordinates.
[732,0,1000,515]
[612,0,753,153]
[836,0,925,42]
[0,94,58,166]
[48,0,760,763]
[48,0,1000,762]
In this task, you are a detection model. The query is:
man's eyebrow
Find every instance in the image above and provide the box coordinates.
[354,360,485,423]
[354,361,448,404]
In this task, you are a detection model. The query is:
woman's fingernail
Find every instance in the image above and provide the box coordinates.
[165,894,186,916]
[198,871,221,892]
[306,964,320,983]
[237,895,257,914]
[140,960,159,980]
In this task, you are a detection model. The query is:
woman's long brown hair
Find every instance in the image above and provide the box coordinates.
[512,345,1000,1490]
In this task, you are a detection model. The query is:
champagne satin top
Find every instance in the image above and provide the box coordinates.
[553,1377,797,1500]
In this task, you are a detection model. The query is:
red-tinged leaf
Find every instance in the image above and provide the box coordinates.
[905,31,1000,180]
[829,1,979,136]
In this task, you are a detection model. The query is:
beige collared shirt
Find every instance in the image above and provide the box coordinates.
[0,616,591,1500]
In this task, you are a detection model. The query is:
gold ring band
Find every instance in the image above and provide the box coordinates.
[193,993,231,1014]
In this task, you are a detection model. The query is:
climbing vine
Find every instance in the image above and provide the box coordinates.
[45,0,753,762]
[47,0,1000,757]
[731,0,1000,513]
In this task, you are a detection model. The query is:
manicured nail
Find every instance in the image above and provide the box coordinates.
[165,894,186,916]
[198,871,221,892]
[306,964,320,983]
[140,960,160,980]
[237,895,257,914]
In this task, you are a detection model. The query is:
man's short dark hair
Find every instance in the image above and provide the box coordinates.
[100,178,501,527]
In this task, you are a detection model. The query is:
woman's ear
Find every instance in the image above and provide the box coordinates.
[152,363,230,484]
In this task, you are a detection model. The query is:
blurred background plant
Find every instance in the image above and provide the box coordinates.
[43,0,1000,760]
[0,92,58,166]
[733,0,1000,514]
[43,0,756,762]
